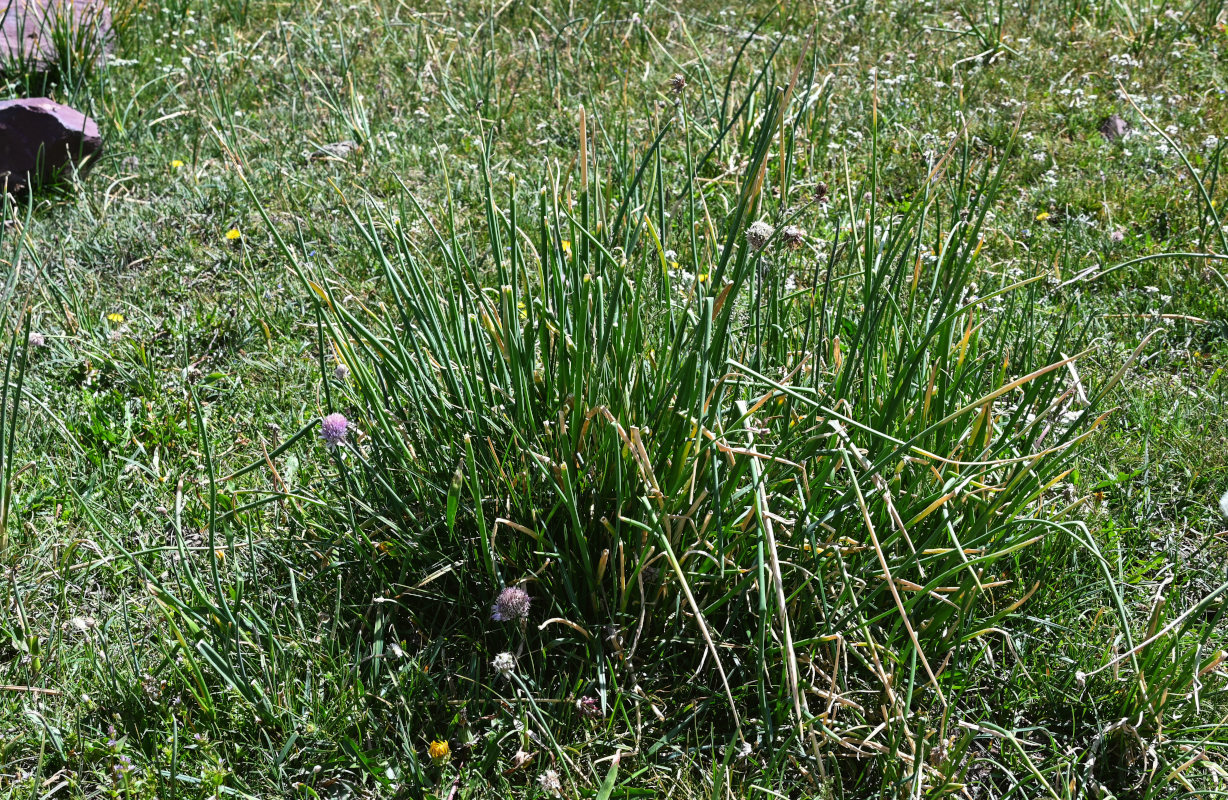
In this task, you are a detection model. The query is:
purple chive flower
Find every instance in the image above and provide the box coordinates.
[320,412,349,450]
[491,586,531,622]
[1110,229,1125,243]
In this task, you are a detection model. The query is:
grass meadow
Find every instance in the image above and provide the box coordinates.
[1,0,1227,797]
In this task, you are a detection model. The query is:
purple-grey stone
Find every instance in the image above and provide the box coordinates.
[0,97,101,191]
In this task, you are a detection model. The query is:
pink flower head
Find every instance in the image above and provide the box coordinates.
[576,695,602,718]
[491,586,531,622]
[320,412,349,450]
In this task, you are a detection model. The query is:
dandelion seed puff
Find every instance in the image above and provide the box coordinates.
[334,363,350,381]
[320,413,349,450]
[491,586,531,622]
[746,221,774,251]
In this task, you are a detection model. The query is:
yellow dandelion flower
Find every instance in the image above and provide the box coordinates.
[225,228,242,240]
[561,240,572,256]
[428,739,450,763]
[1035,212,1050,222]
[106,313,124,323]
[171,159,185,169]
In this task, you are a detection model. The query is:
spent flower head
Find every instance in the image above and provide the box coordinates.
[334,363,350,382]
[576,695,601,718]
[27,332,45,348]
[492,651,516,676]
[781,225,805,250]
[491,586,531,622]
[669,73,687,95]
[746,220,774,251]
[320,413,349,450]
[538,769,562,796]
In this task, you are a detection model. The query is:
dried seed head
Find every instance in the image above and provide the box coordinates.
[576,696,602,718]
[781,225,805,250]
[746,221,774,251]
[492,651,516,676]
[669,73,687,95]
[538,769,562,796]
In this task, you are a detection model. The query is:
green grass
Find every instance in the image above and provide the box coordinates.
[0,0,1226,798]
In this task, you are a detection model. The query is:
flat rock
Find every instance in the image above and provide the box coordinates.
[0,97,101,191]
[1,0,112,70]
[1099,113,1130,142]
[308,140,359,162]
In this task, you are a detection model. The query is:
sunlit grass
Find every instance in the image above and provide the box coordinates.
[0,0,1224,798]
